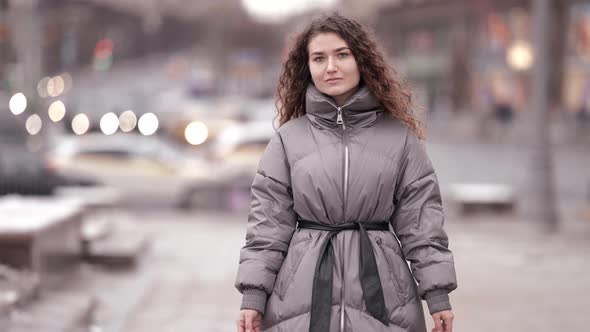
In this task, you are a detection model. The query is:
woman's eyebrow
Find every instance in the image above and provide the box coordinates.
[334,47,350,52]
[310,47,350,56]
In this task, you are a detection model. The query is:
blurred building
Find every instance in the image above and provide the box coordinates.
[375,0,590,117]
[4,0,590,123]
[0,0,284,95]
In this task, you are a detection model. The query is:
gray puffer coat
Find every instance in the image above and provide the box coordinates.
[235,83,457,332]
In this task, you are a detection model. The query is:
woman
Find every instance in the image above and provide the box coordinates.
[235,13,457,332]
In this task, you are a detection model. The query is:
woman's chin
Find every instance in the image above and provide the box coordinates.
[319,86,347,98]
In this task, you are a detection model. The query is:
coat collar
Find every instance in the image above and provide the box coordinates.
[305,83,383,129]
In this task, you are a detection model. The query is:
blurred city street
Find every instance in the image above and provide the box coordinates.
[2,0,590,331]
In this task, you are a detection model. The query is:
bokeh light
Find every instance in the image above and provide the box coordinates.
[100,112,119,135]
[507,40,534,71]
[138,113,159,136]
[9,92,27,115]
[72,113,90,135]
[37,77,50,98]
[48,100,66,122]
[185,121,209,145]
[25,114,42,135]
[47,76,65,97]
[241,0,337,23]
[119,110,138,132]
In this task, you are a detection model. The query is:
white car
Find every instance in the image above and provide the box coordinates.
[48,133,215,208]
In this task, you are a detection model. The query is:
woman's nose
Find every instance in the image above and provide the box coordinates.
[326,57,337,73]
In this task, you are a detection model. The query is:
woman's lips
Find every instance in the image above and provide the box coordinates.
[325,78,342,83]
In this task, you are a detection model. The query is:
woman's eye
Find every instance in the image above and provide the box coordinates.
[313,57,324,62]
[338,53,349,58]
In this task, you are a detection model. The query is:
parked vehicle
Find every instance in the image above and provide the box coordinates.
[48,133,213,208]
[0,111,62,196]
[211,120,275,186]
[0,142,61,196]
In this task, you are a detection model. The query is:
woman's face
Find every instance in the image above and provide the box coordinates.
[308,32,361,107]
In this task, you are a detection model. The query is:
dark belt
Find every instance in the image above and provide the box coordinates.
[297,220,390,332]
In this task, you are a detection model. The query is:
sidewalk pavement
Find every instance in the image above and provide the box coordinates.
[113,209,590,332]
[5,204,589,331]
[440,212,590,332]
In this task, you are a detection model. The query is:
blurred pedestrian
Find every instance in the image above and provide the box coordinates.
[493,101,513,125]
[235,13,457,332]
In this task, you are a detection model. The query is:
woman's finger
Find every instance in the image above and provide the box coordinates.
[432,313,443,332]
[238,311,247,332]
[244,314,254,332]
[443,313,454,332]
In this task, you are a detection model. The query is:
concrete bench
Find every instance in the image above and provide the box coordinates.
[55,186,150,269]
[55,186,122,252]
[0,190,140,331]
[0,197,84,289]
[447,183,516,215]
[84,230,150,269]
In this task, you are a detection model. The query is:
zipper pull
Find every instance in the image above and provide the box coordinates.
[336,107,343,125]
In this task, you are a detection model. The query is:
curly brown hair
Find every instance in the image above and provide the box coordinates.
[276,13,424,139]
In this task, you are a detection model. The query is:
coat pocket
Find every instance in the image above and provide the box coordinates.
[376,237,411,306]
[275,235,312,300]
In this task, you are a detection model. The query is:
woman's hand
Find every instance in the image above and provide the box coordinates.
[431,310,454,332]
[237,309,262,332]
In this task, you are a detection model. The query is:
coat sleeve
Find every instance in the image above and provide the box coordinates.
[391,128,458,314]
[234,132,297,315]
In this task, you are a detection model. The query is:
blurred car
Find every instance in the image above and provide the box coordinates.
[211,120,276,186]
[0,107,64,196]
[48,133,214,208]
[236,98,278,124]
[0,140,61,196]
[173,120,275,211]
[154,88,239,149]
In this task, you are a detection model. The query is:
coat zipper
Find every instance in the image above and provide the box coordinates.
[330,95,361,332]
[336,106,348,332]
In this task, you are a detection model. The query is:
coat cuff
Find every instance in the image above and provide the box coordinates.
[240,288,268,315]
[424,289,452,314]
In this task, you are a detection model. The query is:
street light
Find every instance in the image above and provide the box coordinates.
[240,0,336,23]
[506,40,534,71]
[528,0,558,231]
